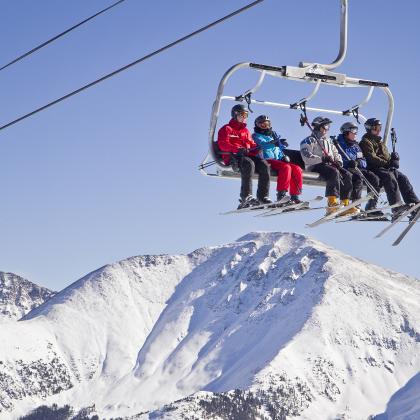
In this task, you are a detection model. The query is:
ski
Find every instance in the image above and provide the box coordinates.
[258,195,324,217]
[220,195,290,215]
[374,202,420,239]
[335,214,391,223]
[363,202,402,215]
[306,195,372,228]
[257,204,325,218]
[392,207,420,246]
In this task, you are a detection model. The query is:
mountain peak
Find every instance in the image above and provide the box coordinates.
[0,271,55,321]
[1,233,419,420]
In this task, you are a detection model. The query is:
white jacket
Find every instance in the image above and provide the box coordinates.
[300,132,342,170]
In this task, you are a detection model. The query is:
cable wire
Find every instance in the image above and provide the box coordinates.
[0,0,264,133]
[0,0,127,72]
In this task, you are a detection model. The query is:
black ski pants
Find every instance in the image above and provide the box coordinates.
[239,156,270,200]
[311,163,352,200]
[371,167,419,205]
[347,168,381,200]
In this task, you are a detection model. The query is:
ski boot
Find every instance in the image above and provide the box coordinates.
[408,202,420,222]
[273,190,289,207]
[340,199,361,217]
[391,204,410,222]
[290,195,309,209]
[259,196,273,205]
[325,196,340,216]
[365,197,385,218]
[237,195,261,210]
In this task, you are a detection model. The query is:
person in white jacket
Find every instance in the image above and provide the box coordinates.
[300,116,357,216]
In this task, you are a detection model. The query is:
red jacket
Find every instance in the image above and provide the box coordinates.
[217,119,258,164]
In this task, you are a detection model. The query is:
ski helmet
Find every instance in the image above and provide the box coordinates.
[312,116,333,129]
[231,104,249,119]
[340,121,358,134]
[364,118,382,131]
[254,115,271,127]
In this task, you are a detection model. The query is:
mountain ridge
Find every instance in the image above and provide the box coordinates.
[1,232,419,419]
[0,271,55,321]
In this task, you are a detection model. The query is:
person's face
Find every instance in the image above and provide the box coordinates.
[345,128,358,141]
[370,124,382,135]
[319,124,330,135]
[257,120,271,130]
[236,111,248,123]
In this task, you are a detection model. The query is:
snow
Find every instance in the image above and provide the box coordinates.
[1,232,419,419]
[0,271,55,321]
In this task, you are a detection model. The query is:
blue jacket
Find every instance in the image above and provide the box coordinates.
[336,134,367,169]
[252,131,285,160]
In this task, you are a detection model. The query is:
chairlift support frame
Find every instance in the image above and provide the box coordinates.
[200,0,394,188]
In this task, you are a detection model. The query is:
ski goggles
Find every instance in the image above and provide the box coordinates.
[321,124,330,130]
[347,128,358,134]
[237,111,249,118]
[257,120,271,128]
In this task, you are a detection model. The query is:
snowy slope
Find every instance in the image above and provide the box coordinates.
[101,232,420,419]
[0,251,209,418]
[1,232,420,420]
[0,271,55,320]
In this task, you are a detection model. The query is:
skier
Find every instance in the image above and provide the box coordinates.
[252,115,304,205]
[335,122,383,216]
[300,116,358,216]
[217,104,272,209]
[359,118,419,220]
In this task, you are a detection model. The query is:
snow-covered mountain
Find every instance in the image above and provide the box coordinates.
[1,232,420,420]
[0,271,55,321]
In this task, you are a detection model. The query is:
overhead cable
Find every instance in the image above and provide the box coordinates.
[0,0,264,132]
[0,0,127,72]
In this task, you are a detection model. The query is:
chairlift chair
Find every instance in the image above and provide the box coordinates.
[199,0,394,189]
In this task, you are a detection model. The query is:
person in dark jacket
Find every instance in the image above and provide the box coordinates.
[218,104,271,209]
[335,122,382,214]
[252,115,304,204]
[359,118,419,219]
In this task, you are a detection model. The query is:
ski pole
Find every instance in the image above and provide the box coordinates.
[391,128,397,154]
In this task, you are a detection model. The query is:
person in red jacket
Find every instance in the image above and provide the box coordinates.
[218,104,271,209]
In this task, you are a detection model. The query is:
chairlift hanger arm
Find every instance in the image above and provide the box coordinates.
[300,0,348,70]
[290,80,321,109]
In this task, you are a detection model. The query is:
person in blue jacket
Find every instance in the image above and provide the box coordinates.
[335,121,382,213]
[252,115,304,204]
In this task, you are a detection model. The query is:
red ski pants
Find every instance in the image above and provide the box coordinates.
[267,159,303,196]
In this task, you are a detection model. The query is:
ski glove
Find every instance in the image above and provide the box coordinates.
[388,159,399,169]
[322,155,334,165]
[391,152,400,161]
[280,138,289,147]
[236,148,248,158]
[347,160,358,169]
[335,160,343,168]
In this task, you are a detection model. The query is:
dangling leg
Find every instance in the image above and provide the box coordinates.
[254,157,271,203]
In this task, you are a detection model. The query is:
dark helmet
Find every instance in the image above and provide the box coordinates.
[254,115,271,127]
[364,118,382,131]
[231,104,249,119]
[340,121,358,134]
[312,116,333,129]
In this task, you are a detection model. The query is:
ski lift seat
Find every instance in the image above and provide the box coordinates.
[214,143,326,187]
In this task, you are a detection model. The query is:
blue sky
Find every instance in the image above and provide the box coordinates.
[0,0,419,290]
